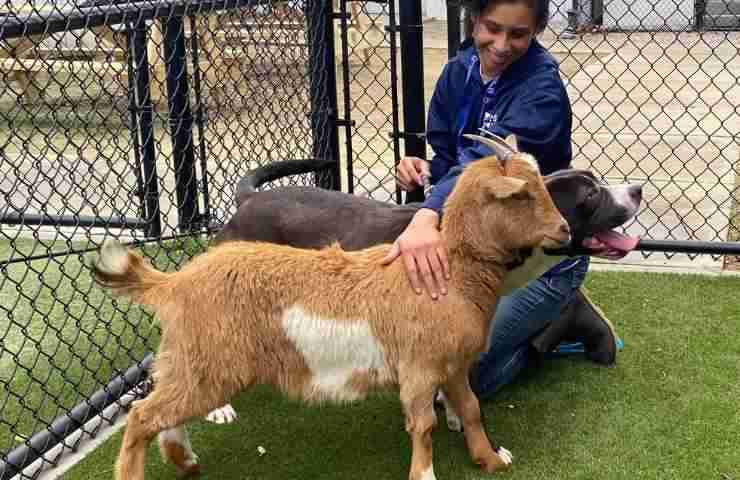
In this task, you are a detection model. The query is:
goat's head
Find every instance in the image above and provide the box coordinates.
[442,134,571,257]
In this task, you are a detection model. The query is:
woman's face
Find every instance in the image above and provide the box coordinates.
[472,2,537,78]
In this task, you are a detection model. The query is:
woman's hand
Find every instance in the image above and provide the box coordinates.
[381,209,450,300]
[397,156,431,192]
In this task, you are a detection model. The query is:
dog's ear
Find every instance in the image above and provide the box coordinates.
[485,176,528,200]
[505,134,519,151]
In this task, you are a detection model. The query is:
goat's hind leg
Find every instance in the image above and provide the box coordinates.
[117,380,222,480]
[441,372,513,473]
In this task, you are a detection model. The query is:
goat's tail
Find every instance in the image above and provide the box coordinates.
[235,159,337,207]
[90,239,170,305]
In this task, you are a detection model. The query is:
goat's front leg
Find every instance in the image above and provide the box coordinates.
[442,372,513,473]
[400,379,439,480]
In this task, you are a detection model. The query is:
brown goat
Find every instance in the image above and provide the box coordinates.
[90,153,570,480]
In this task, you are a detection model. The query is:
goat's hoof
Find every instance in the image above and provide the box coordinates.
[160,438,200,477]
[478,446,513,473]
[175,458,201,478]
[159,436,200,478]
[205,404,238,424]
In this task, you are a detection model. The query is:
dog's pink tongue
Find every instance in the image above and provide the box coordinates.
[583,230,640,260]
[582,231,639,260]
[595,230,640,252]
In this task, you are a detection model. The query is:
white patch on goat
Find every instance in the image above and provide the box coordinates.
[419,465,437,480]
[281,305,391,402]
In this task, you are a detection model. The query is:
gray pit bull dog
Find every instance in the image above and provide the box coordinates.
[217,134,641,291]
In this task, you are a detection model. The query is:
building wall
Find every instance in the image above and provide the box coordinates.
[603,0,695,30]
[418,0,697,31]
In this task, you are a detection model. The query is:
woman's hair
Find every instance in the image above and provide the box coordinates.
[463,0,550,34]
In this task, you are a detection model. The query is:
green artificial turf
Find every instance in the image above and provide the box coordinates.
[63,270,740,479]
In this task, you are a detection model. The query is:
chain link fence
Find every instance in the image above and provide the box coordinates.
[0,0,738,478]
[335,0,740,269]
[540,0,740,270]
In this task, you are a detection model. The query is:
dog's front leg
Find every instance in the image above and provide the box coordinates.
[441,372,513,473]
[435,390,463,432]
[400,380,438,480]
[204,403,238,424]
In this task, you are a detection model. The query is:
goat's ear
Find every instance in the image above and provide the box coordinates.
[505,134,519,151]
[486,177,528,200]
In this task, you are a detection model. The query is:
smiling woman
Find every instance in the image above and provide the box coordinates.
[386,0,624,401]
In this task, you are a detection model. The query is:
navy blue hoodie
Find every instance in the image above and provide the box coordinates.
[422,38,573,213]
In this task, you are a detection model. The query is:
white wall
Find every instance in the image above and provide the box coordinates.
[420,0,695,31]
[603,0,695,30]
[420,0,572,27]
[423,0,448,19]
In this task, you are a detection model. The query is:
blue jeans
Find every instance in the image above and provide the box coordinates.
[472,257,590,399]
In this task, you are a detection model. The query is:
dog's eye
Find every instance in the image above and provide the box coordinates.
[587,189,599,200]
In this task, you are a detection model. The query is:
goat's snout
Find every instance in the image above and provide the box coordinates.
[541,220,571,249]
[557,221,572,246]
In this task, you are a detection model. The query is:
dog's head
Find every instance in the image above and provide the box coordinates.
[544,169,641,258]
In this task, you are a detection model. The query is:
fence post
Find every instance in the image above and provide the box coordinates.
[447,1,461,59]
[399,0,427,204]
[161,15,200,232]
[306,0,341,191]
[129,21,162,238]
[694,0,706,31]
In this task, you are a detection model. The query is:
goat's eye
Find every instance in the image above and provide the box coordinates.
[512,191,531,201]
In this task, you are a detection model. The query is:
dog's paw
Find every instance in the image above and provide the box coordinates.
[436,391,463,432]
[205,404,238,424]
[445,413,463,432]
